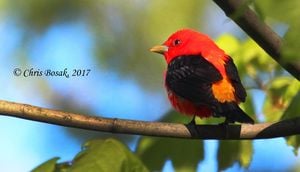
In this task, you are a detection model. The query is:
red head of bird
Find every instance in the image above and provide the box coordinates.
[150,29,229,76]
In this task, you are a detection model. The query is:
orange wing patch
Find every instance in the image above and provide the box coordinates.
[212,77,236,103]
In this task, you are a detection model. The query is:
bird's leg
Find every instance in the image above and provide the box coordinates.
[186,115,200,137]
[218,117,234,139]
[188,115,196,126]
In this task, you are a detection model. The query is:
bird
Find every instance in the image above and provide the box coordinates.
[150,28,254,124]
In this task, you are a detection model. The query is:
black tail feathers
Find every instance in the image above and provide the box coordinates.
[214,103,254,124]
[230,106,254,124]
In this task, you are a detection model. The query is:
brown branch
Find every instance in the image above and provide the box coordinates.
[0,100,299,139]
[213,0,300,80]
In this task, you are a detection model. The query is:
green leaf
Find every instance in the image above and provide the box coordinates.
[239,141,253,168]
[254,0,300,68]
[136,137,203,171]
[160,110,193,124]
[282,92,300,155]
[239,39,275,73]
[255,0,300,23]
[240,91,256,122]
[281,92,300,120]
[136,111,204,171]
[263,77,298,122]
[32,139,148,172]
[281,24,300,65]
[217,141,240,170]
[217,140,253,170]
[32,157,59,172]
[286,135,300,156]
[70,138,148,172]
[215,34,240,55]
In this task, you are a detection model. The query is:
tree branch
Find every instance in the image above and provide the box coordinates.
[0,100,299,139]
[213,0,300,80]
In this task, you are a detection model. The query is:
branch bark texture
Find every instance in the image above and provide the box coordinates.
[213,0,300,80]
[0,100,299,140]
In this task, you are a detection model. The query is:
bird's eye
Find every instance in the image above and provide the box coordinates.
[173,39,181,46]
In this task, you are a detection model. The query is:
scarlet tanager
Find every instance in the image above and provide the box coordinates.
[150,29,254,124]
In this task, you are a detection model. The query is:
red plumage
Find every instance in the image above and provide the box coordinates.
[150,29,254,124]
[167,88,213,118]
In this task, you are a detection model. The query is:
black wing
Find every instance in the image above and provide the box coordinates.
[165,55,222,104]
[224,57,247,102]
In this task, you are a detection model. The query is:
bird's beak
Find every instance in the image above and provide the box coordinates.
[149,45,168,54]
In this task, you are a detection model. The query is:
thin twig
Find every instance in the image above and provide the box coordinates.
[0,100,299,139]
[213,0,300,80]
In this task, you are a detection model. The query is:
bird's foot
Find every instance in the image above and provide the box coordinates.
[186,116,200,137]
[218,118,234,139]
[187,116,197,126]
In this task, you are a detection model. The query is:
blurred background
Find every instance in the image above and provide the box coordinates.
[0,0,299,171]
